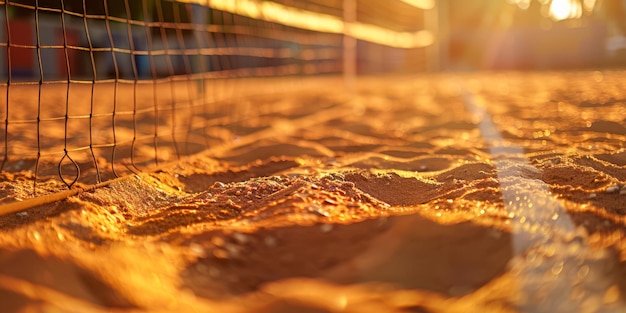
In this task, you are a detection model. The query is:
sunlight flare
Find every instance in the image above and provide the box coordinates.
[549,0,583,21]
[399,0,435,10]
[178,0,433,48]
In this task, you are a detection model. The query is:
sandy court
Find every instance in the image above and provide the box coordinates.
[0,71,625,312]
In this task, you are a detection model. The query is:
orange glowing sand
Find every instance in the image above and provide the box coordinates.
[0,72,625,312]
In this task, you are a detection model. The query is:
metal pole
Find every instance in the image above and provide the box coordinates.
[343,0,356,91]
[424,1,439,72]
[437,0,449,71]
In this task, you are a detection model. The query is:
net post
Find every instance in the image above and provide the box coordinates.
[343,0,356,92]
[435,0,449,71]
[424,1,439,72]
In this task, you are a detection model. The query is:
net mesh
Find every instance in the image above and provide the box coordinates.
[0,0,433,193]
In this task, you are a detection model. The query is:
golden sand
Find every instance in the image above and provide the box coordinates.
[0,71,624,312]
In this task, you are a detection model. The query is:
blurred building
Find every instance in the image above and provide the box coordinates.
[438,0,626,70]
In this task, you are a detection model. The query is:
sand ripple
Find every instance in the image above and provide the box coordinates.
[0,72,625,312]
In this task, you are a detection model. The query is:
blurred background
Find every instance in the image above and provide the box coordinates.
[1,0,626,80]
[440,0,626,70]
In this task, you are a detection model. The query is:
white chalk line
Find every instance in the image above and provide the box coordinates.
[462,89,624,313]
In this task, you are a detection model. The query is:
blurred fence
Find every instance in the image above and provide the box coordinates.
[0,0,435,192]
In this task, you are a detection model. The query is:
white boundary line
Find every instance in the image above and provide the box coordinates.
[462,88,623,312]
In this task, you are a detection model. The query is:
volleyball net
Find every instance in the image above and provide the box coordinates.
[0,0,435,193]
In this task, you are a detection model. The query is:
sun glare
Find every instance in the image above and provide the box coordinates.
[180,0,434,49]
[549,0,582,21]
[399,0,435,10]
